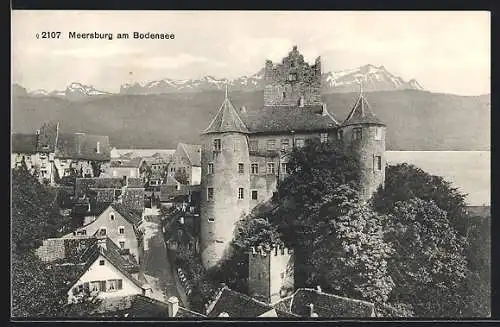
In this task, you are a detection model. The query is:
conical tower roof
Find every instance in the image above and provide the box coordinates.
[202,85,249,134]
[341,84,385,127]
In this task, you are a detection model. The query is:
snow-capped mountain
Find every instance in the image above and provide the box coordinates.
[28,82,112,100]
[322,64,424,93]
[20,65,423,99]
[120,65,422,94]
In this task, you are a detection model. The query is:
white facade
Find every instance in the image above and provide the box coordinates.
[67,253,143,303]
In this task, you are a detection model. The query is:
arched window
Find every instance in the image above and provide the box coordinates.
[109,212,115,221]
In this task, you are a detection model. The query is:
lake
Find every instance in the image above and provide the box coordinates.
[386,151,490,206]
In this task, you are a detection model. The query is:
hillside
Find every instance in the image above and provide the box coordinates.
[11,90,490,151]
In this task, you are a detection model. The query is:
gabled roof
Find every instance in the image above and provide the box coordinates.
[207,287,275,317]
[202,88,249,134]
[239,105,339,134]
[110,157,144,168]
[63,294,206,318]
[110,202,143,226]
[12,133,37,153]
[55,132,111,161]
[274,288,375,317]
[341,90,384,127]
[178,143,201,167]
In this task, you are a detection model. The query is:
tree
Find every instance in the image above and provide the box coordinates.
[372,163,469,236]
[386,198,468,317]
[174,169,189,185]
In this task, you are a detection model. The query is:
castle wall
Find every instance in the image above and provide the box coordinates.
[341,125,386,201]
[200,132,251,269]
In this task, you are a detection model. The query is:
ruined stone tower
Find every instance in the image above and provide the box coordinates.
[338,86,386,201]
[200,87,251,269]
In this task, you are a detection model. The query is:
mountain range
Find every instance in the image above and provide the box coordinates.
[14,64,424,100]
[11,89,490,151]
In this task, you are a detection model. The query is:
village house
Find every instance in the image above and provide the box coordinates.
[63,237,147,304]
[74,176,146,212]
[168,143,202,186]
[105,157,145,179]
[62,202,145,263]
[11,121,111,185]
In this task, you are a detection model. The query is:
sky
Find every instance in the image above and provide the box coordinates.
[12,11,490,96]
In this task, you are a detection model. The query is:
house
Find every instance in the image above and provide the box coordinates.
[75,177,146,212]
[63,295,205,318]
[63,237,146,304]
[204,285,279,317]
[164,209,200,254]
[168,143,201,186]
[272,287,376,318]
[11,121,111,185]
[63,202,144,263]
[106,157,145,179]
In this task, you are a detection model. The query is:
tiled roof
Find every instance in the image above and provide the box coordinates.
[203,92,250,134]
[110,157,144,168]
[12,133,37,153]
[64,294,206,318]
[239,105,339,134]
[341,92,384,127]
[179,143,202,167]
[283,288,375,317]
[127,178,145,188]
[110,202,143,226]
[55,132,111,161]
[207,287,275,317]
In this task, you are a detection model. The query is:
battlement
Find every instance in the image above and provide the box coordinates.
[250,243,293,257]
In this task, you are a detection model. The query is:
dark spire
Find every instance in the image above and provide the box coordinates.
[341,82,385,127]
[202,83,249,134]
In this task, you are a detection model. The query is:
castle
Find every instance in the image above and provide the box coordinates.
[199,46,386,272]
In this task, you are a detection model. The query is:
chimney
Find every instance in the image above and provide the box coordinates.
[96,141,100,154]
[316,285,322,293]
[299,96,304,107]
[167,296,179,317]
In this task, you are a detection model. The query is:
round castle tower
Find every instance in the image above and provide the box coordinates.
[200,87,251,269]
[338,86,386,201]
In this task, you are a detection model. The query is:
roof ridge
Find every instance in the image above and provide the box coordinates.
[299,288,375,306]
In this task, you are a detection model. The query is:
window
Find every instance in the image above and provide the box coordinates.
[119,241,125,249]
[281,139,289,151]
[99,281,106,292]
[338,130,344,141]
[238,163,244,174]
[251,190,258,200]
[208,163,214,174]
[234,139,240,151]
[249,140,258,152]
[208,217,215,223]
[288,73,297,81]
[353,128,363,140]
[215,240,224,244]
[207,188,214,201]
[238,188,244,199]
[267,162,275,175]
[213,151,219,160]
[320,133,328,143]
[99,228,107,236]
[375,156,382,171]
[281,163,288,174]
[213,139,221,151]
[375,127,383,141]
[117,279,123,290]
[119,226,125,234]
[107,280,118,292]
[267,139,276,151]
[251,163,259,174]
[109,212,115,221]
[90,281,100,292]
[99,260,105,266]
[296,139,305,148]
[282,91,286,100]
